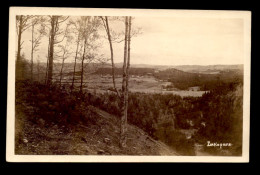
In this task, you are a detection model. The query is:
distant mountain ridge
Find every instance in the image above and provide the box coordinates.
[38,61,243,75]
[114,62,243,72]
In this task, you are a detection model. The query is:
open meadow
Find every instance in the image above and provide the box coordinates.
[84,74,207,97]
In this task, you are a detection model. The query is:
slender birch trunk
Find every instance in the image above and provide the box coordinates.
[80,40,87,93]
[37,60,40,82]
[30,24,34,81]
[17,16,23,64]
[120,16,129,148]
[104,17,120,97]
[47,16,57,85]
[71,34,80,92]
[124,16,131,142]
[45,32,51,84]
[59,53,66,87]
[16,15,24,80]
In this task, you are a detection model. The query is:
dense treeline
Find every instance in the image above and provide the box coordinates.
[88,81,243,155]
[95,67,243,91]
[154,68,243,91]
[95,67,155,76]
[195,82,243,155]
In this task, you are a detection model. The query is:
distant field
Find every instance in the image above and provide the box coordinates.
[84,75,207,97]
[47,63,243,94]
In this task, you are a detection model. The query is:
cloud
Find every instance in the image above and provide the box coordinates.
[19,16,244,65]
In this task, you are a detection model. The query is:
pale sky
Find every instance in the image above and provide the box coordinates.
[20,16,244,66]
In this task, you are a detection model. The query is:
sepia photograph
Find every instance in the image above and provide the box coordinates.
[6,7,251,162]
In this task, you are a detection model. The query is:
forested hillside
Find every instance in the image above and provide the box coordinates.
[154,68,243,90]
[15,80,178,155]
[85,81,243,156]
[94,66,243,91]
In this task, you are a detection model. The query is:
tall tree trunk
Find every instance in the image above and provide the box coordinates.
[80,58,84,93]
[17,15,23,64]
[37,61,40,82]
[120,16,129,148]
[59,54,65,87]
[47,16,56,85]
[104,17,119,96]
[80,40,87,93]
[16,15,23,80]
[31,24,34,81]
[45,34,51,84]
[71,34,80,92]
[124,16,131,145]
[45,57,49,84]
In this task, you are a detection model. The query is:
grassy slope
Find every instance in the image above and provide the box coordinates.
[15,100,178,156]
